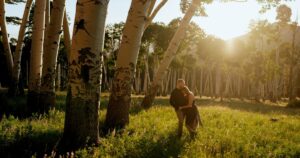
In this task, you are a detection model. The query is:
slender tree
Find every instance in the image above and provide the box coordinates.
[63,10,71,58]
[27,0,46,114]
[105,0,167,130]
[8,0,33,96]
[40,0,66,112]
[141,0,202,109]
[0,0,13,83]
[60,0,109,151]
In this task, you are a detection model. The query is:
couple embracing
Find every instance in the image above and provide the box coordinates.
[170,79,202,138]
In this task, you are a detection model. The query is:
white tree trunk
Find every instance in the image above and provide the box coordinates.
[104,0,151,130]
[143,54,150,94]
[27,0,46,113]
[61,0,108,150]
[63,10,71,59]
[40,0,66,112]
[9,0,33,96]
[215,64,221,98]
[45,0,50,30]
[135,68,140,94]
[56,63,61,91]
[0,0,13,80]
[200,67,203,97]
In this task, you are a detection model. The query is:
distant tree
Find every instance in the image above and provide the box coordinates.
[276,4,291,24]
[141,0,210,109]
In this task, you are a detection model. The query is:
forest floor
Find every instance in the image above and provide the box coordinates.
[0,91,300,157]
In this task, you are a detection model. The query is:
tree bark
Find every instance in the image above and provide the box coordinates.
[143,54,150,94]
[63,10,71,59]
[45,0,50,31]
[200,67,203,98]
[8,0,33,96]
[135,68,140,94]
[27,0,46,114]
[60,0,108,152]
[215,64,221,98]
[144,0,168,30]
[104,0,151,131]
[0,0,13,83]
[40,0,66,113]
[272,48,280,102]
[288,24,297,102]
[56,63,61,91]
[141,0,201,109]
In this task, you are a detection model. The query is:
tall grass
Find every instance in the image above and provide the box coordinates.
[0,92,299,157]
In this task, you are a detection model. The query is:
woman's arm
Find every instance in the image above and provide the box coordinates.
[179,92,194,110]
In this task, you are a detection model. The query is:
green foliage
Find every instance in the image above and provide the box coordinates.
[5,0,25,4]
[4,0,25,25]
[1,93,299,157]
[276,4,292,23]
[180,0,213,16]
[6,16,21,25]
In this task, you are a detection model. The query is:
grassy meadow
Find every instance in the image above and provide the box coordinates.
[0,92,300,157]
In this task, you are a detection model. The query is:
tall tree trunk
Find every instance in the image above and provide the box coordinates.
[143,54,150,94]
[215,64,221,98]
[165,68,172,95]
[135,68,140,94]
[27,0,47,114]
[56,63,61,91]
[224,72,230,98]
[8,0,33,96]
[0,0,13,83]
[200,67,203,98]
[45,0,50,30]
[191,68,196,94]
[141,0,201,109]
[237,74,242,99]
[60,0,108,151]
[209,70,213,97]
[288,24,297,102]
[204,69,209,96]
[104,0,151,131]
[272,48,280,102]
[63,9,71,59]
[40,0,66,113]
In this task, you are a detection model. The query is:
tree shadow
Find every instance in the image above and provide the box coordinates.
[0,128,61,158]
[197,99,300,116]
[126,130,189,158]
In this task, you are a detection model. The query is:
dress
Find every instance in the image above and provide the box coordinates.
[183,101,199,128]
[181,99,200,133]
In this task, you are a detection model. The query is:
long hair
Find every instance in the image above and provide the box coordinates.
[182,86,191,94]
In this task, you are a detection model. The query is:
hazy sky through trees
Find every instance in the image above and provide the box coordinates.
[5,0,300,40]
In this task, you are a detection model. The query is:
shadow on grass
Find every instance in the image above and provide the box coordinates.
[138,133,189,158]
[196,99,300,116]
[0,128,61,158]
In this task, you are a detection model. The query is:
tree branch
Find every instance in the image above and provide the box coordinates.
[144,0,168,30]
[147,0,157,17]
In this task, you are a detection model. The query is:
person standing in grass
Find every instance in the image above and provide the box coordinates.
[170,79,187,138]
[178,86,202,138]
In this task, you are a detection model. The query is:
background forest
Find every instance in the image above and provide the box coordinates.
[0,0,299,157]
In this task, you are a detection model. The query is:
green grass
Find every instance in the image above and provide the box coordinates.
[0,92,300,157]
